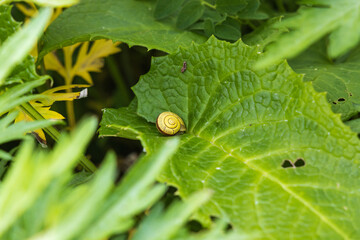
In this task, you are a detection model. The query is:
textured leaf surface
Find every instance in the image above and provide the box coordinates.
[38,0,206,60]
[100,37,360,239]
[216,0,247,15]
[243,17,287,50]
[176,0,205,30]
[289,40,360,120]
[256,0,360,68]
[345,118,360,134]
[154,0,185,20]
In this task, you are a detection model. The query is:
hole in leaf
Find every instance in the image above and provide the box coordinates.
[338,98,346,102]
[225,223,233,232]
[294,158,305,167]
[349,92,353,97]
[281,159,295,168]
[282,158,305,168]
[332,101,337,105]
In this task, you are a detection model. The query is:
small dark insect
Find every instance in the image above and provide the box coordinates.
[181,61,187,73]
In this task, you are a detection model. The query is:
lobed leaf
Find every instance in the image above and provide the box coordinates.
[289,40,360,120]
[176,0,205,30]
[100,37,360,239]
[345,119,360,134]
[216,0,247,15]
[154,0,185,20]
[256,0,360,68]
[44,40,121,85]
[38,0,206,60]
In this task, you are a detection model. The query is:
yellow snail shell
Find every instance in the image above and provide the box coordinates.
[156,112,186,136]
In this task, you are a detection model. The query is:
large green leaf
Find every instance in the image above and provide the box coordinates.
[38,0,206,60]
[256,0,360,68]
[289,40,360,120]
[243,17,287,50]
[154,0,185,20]
[100,37,360,239]
[176,0,205,30]
[216,0,247,15]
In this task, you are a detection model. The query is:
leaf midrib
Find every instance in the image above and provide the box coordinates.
[191,133,349,239]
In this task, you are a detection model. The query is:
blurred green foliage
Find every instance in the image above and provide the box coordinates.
[1,0,360,239]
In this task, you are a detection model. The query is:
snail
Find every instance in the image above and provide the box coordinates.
[156,112,186,136]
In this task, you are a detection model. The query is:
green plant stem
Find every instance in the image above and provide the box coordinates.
[64,45,76,129]
[19,102,97,172]
[246,20,257,30]
[201,0,216,9]
[106,56,132,106]
[20,102,60,141]
[275,0,286,13]
[66,97,76,128]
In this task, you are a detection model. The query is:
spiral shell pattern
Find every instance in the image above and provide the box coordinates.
[156,112,186,136]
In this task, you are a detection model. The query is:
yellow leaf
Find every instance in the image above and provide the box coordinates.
[10,84,88,144]
[40,84,90,105]
[62,43,82,84]
[11,103,64,146]
[16,4,63,59]
[17,3,63,24]
[44,51,67,78]
[16,3,37,18]
[72,40,121,84]
[31,102,65,120]
[12,108,41,142]
[43,39,120,127]
[44,40,121,85]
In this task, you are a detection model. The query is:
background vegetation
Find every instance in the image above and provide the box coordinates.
[1,0,360,239]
